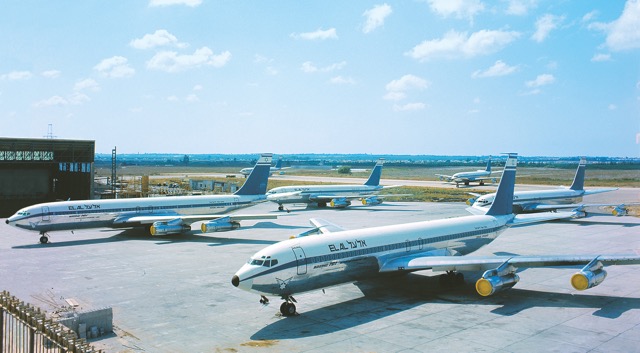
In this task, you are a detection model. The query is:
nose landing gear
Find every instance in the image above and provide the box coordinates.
[279,296,297,316]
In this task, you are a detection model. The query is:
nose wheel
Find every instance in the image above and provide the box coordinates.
[39,232,50,244]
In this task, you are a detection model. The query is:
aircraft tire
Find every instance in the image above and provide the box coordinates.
[39,236,48,244]
[280,302,296,316]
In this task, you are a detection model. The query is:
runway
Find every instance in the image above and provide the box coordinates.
[1,200,639,352]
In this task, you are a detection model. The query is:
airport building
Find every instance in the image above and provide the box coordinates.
[0,137,95,217]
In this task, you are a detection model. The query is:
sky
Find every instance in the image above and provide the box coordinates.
[1,0,639,157]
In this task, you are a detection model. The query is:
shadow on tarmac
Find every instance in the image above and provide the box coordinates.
[251,272,640,340]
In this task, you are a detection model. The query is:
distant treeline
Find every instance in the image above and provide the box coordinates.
[94,154,640,170]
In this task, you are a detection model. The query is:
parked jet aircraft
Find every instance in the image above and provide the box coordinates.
[6,154,276,244]
[232,153,640,316]
[436,157,502,187]
[265,158,402,211]
[240,157,289,177]
[466,157,623,216]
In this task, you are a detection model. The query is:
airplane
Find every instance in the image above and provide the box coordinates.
[6,153,277,244]
[240,156,289,177]
[265,158,403,211]
[231,153,640,317]
[466,157,624,216]
[435,157,502,187]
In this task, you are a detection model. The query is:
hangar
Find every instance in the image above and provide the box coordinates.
[0,137,94,217]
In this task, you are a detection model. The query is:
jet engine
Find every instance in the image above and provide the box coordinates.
[466,197,476,206]
[612,205,628,217]
[475,262,519,297]
[149,219,191,236]
[570,259,607,291]
[330,198,351,208]
[200,218,240,233]
[362,196,382,206]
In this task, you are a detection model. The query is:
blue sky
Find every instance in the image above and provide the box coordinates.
[1,0,639,157]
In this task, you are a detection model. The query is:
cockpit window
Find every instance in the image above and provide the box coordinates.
[249,255,278,267]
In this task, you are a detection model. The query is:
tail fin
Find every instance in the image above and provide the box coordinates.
[234,154,272,196]
[486,154,517,216]
[569,157,586,191]
[274,157,283,169]
[485,157,492,172]
[364,158,384,186]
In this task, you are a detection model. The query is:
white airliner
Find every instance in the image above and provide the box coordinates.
[265,158,402,211]
[436,157,502,187]
[240,157,289,177]
[467,157,624,216]
[232,153,640,317]
[6,154,276,244]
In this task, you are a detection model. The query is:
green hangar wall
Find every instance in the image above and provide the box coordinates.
[0,138,95,217]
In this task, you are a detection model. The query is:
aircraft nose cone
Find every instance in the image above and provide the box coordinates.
[231,275,240,287]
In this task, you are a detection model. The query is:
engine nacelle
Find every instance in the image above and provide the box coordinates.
[466,197,476,206]
[613,205,628,217]
[570,268,607,291]
[330,198,351,208]
[200,219,240,233]
[149,221,190,236]
[362,196,382,206]
[475,273,520,297]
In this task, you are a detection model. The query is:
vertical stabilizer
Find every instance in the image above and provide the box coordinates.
[569,157,587,191]
[364,158,384,186]
[486,154,517,216]
[235,154,272,196]
[485,157,492,172]
[274,157,283,169]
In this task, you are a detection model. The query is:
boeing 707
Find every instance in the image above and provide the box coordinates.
[265,158,402,211]
[436,157,502,187]
[467,157,624,216]
[232,153,640,316]
[240,156,289,177]
[6,154,276,244]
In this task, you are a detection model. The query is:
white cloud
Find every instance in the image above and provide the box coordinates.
[74,78,100,92]
[290,28,338,40]
[526,73,555,87]
[591,53,611,62]
[94,56,135,78]
[1,71,33,80]
[383,91,406,101]
[329,76,355,85]
[427,0,484,22]
[531,14,564,43]
[41,70,61,79]
[406,30,520,61]
[505,0,537,16]
[582,10,598,23]
[362,4,392,34]
[130,29,187,49]
[608,104,617,110]
[386,74,429,92]
[193,84,203,91]
[167,95,179,102]
[394,102,426,111]
[301,61,346,73]
[35,95,68,107]
[68,92,90,105]
[605,0,640,51]
[472,60,518,78]
[384,75,428,103]
[148,0,201,7]
[186,94,199,102]
[147,47,231,72]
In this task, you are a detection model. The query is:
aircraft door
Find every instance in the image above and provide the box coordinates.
[41,206,50,222]
[291,246,307,275]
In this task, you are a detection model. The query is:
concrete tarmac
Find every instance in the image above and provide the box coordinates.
[1,201,639,353]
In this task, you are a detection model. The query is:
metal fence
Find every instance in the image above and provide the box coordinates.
[0,291,102,353]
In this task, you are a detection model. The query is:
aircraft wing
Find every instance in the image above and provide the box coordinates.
[309,218,346,233]
[114,213,277,226]
[522,202,635,213]
[379,254,640,273]
[583,187,619,196]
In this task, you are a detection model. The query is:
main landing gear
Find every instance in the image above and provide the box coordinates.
[39,232,50,244]
[279,296,297,317]
[439,271,465,287]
